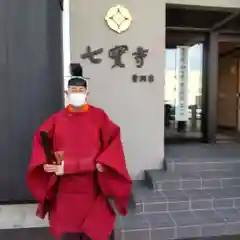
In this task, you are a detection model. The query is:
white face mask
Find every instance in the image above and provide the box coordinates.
[68,93,86,107]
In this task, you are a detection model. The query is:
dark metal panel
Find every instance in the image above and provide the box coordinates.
[166,5,240,33]
[201,40,208,142]
[211,12,240,31]
[166,26,210,32]
[207,32,219,143]
[219,34,240,42]
[46,0,64,107]
[202,32,219,143]
[166,30,206,48]
[166,7,231,29]
[166,4,239,12]
[0,0,63,202]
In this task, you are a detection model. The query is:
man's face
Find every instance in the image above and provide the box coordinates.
[68,86,87,95]
[66,86,89,106]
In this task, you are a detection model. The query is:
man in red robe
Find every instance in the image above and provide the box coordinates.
[27,63,132,240]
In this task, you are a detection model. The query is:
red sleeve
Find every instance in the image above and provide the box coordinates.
[97,111,132,216]
[27,115,57,202]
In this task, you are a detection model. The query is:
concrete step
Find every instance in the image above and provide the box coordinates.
[165,143,240,160]
[166,157,240,172]
[145,169,240,191]
[122,181,240,239]
[131,182,240,214]
[167,158,240,173]
[115,209,240,240]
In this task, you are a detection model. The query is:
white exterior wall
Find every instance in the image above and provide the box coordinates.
[69,0,240,180]
[69,0,165,179]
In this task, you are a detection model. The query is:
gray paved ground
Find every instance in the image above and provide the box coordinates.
[0,228,239,240]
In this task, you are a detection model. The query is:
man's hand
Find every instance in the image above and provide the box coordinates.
[43,161,64,176]
[96,163,104,173]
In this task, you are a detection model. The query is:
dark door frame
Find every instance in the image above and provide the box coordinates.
[202,32,219,143]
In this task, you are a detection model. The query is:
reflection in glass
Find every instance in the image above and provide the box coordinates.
[164,44,203,140]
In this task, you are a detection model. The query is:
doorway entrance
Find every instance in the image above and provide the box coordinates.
[165,4,240,144]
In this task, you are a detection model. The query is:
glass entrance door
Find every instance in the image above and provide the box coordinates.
[164,44,203,142]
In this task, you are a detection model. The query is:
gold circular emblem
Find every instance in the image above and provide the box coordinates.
[105,5,132,34]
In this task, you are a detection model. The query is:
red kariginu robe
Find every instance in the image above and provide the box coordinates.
[27,105,132,239]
